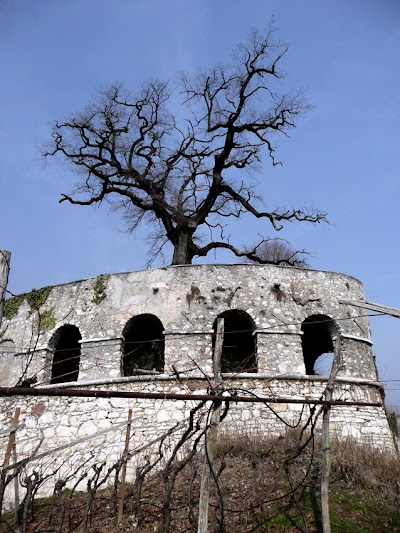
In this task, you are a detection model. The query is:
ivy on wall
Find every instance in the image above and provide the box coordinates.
[92,275,109,305]
[3,294,26,320]
[3,286,53,320]
[36,308,56,333]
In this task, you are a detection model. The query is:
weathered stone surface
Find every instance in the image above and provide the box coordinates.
[0,264,395,506]
[0,264,378,381]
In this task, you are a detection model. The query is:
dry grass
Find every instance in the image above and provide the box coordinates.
[1,431,399,532]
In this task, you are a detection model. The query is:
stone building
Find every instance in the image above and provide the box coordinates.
[0,264,396,495]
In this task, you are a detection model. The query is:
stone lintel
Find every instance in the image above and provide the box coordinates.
[36,373,383,390]
[163,330,213,336]
[335,334,373,346]
[254,329,302,336]
[15,347,52,355]
[79,336,123,344]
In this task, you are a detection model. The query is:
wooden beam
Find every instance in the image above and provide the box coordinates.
[339,299,400,319]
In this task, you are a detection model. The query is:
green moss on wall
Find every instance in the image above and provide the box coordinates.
[36,308,56,333]
[92,275,108,305]
[3,294,26,320]
[26,286,52,311]
[3,286,53,320]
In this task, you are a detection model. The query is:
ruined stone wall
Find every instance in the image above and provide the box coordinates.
[0,264,378,384]
[0,375,394,506]
[1,376,391,448]
[0,264,395,505]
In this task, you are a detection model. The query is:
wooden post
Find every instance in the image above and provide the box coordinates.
[0,408,19,522]
[0,251,11,330]
[198,318,224,533]
[12,437,19,521]
[117,409,132,525]
[3,408,20,469]
[321,336,342,533]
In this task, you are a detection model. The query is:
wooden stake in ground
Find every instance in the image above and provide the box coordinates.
[0,408,19,521]
[3,408,20,470]
[321,336,343,533]
[12,433,19,522]
[117,408,133,525]
[2,408,21,520]
[0,250,11,330]
[198,318,224,533]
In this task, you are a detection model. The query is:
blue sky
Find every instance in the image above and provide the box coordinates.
[1,0,400,405]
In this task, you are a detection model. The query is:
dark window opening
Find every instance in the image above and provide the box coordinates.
[51,325,81,384]
[213,310,257,374]
[122,314,164,376]
[301,315,338,376]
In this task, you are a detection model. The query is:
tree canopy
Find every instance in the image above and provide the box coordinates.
[44,22,326,266]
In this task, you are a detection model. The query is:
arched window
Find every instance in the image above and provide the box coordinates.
[0,339,15,357]
[50,325,81,384]
[301,314,338,375]
[213,310,257,374]
[122,314,164,376]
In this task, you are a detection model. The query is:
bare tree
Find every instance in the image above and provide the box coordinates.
[44,21,326,266]
[242,238,310,267]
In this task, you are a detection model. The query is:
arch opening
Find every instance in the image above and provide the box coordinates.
[213,310,257,374]
[50,325,81,384]
[122,314,165,376]
[301,314,338,376]
[0,339,15,357]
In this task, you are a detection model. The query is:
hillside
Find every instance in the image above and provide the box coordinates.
[1,431,399,532]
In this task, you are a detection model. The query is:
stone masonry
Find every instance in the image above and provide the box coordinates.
[0,264,396,503]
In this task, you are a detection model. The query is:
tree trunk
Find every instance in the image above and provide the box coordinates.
[171,231,194,265]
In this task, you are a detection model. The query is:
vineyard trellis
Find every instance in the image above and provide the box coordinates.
[0,346,388,532]
[1,253,398,531]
